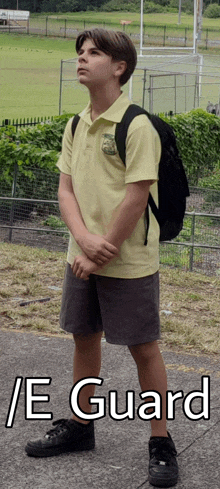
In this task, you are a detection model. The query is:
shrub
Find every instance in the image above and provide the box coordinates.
[198,167,220,211]
[0,138,60,221]
[168,0,193,12]
[0,114,72,152]
[1,110,220,220]
[0,114,75,220]
[42,215,68,236]
[203,4,220,18]
[198,165,220,191]
[0,139,59,196]
[161,109,220,185]
[144,2,164,13]
[101,1,137,11]
[102,0,164,12]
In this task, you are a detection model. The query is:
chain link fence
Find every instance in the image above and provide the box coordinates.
[59,54,220,116]
[0,164,219,276]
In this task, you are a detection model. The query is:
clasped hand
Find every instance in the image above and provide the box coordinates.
[71,233,119,280]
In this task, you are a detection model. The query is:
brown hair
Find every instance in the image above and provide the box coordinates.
[76,28,137,86]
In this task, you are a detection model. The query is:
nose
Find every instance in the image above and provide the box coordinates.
[78,51,87,63]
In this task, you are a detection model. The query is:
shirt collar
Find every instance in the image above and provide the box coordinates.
[79,92,131,126]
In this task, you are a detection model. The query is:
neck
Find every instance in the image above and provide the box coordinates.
[89,85,122,121]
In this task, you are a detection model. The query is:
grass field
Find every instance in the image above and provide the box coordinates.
[1,34,77,120]
[1,32,220,120]
[0,242,219,357]
[32,11,220,29]
[1,11,220,120]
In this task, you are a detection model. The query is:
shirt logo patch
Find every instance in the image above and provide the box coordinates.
[102,134,117,155]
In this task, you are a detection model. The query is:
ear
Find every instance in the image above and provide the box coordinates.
[114,60,127,80]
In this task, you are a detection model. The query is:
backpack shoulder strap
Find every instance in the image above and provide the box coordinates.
[115,104,159,246]
[115,104,148,165]
[71,114,80,138]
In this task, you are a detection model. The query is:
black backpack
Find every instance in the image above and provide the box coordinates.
[71,104,190,245]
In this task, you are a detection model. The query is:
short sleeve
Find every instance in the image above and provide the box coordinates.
[124,114,161,184]
[56,117,74,175]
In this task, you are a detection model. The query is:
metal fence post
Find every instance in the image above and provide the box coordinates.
[189,212,196,271]
[206,29,208,50]
[142,69,147,109]
[64,19,67,38]
[149,75,153,113]
[59,60,63,115]
[46,16,48,36]
[163,25,166,47]
[9,160,19,243]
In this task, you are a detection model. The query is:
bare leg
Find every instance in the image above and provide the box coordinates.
[128,340,168,437]
[72,331,103,424]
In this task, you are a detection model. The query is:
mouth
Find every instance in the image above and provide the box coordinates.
[77,68,88,74]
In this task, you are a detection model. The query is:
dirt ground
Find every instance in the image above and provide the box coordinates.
[0,221,69,253]
[0,240,220,357]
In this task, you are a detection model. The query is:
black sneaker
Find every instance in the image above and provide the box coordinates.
[148,432,178,487]
[25,418,95,457]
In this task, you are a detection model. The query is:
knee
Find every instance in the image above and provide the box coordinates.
[128,340,159,364]
[73,331,103,352]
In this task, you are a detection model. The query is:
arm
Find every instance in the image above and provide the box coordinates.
[58,173,119,265]
[71,180,153,280]
[58,172,88,243]
[104,180,153,248]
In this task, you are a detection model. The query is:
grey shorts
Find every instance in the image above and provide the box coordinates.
[60,263,161,346]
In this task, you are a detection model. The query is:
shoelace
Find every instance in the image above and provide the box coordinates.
[45,419,69,439]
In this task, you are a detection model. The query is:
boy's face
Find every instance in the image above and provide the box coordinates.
[77,39,125,89]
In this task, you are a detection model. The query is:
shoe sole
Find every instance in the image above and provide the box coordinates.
[25,441,95,458]
[149,474,178,488]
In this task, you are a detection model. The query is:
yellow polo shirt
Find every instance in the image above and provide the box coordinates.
[57,92,161,278]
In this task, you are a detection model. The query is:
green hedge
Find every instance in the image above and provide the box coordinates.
[0,113,72,199]
[203,4,220,18]
[102,0,164,12]
[161,109,220,185]
[0,114,73,220]
[0,113,72,152]
[1,109,220,209]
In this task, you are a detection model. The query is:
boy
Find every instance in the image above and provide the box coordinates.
[25,29,178,488]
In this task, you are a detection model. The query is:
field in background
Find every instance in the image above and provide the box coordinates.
[1,32,220,120]
[1,34,77,120]
[31,11,220,29]
[1,8,220,120]
[0,242,219,356]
